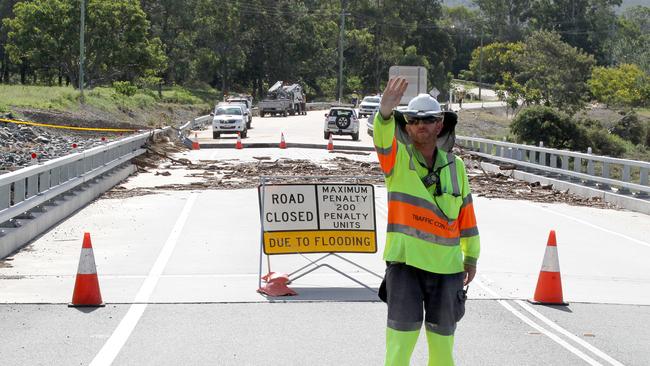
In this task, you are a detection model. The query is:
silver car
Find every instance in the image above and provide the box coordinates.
[358,95,381,118]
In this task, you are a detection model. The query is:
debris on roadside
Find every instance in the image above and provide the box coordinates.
[106,140,620,210]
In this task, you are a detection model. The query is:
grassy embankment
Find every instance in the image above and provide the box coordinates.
[0,84,218,127]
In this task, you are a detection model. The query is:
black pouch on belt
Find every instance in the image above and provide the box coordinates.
[378,278,387,302]
[378,261,390,303]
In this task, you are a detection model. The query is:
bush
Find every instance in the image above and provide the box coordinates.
[162,88,199,104]
[511,106,588,150]
[113,81,137,97]
[586,128,627,157]
[610,112,645,145]
[0,103,9,113]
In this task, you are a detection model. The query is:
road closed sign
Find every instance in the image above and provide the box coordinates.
[259,184,376,254]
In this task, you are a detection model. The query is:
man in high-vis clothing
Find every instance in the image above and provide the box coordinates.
[374,77,480,366]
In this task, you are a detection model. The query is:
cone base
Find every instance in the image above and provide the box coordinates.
[68,302,106,308]
[527,299,569,306]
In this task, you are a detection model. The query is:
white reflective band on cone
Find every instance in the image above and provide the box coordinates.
[77,248,98,274]
[540,246,560,272]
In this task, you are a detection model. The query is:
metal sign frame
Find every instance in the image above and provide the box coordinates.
[257,175,384,292]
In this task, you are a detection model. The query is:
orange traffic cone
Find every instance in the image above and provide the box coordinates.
[530,230,568,305]
[279,133,287,149]
[70,233,104,307]
[192,140,200,150]
[236,132,243,149]
[327,133,334,151]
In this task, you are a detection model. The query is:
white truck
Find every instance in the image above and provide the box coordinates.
[225,95,253,128]
[258,81,306,117]
[211,104,247,139]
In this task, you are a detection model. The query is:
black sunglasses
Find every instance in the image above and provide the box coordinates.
[405,116,443,125]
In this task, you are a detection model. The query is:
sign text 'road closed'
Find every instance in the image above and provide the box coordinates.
[259,184,376,254]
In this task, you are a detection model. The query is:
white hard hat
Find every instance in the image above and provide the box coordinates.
[403,93,443,118]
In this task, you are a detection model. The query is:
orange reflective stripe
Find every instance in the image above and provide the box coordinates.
[388,200,459,239]
[376,138,397,175]
[458,202,477,229]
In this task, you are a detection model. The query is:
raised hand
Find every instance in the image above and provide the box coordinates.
[379,77,408,119]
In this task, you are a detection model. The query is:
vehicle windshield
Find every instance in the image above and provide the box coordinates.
[228,100,247,106]
[216,107,242,115]
[363,97,380,103]
[330,109,354,117]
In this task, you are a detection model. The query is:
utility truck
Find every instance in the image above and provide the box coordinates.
[258,81,306,117]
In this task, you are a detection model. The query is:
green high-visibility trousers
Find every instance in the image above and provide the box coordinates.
[385,328,455,366]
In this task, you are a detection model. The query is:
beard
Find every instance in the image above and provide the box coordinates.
[407,128,438,146]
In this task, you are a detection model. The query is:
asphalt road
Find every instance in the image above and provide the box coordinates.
[1,111,649,365]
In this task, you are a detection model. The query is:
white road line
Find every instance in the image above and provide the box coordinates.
[524,202,650,249]
[514,300,626,366]
[89,193,198,366]
[475,279,604,366]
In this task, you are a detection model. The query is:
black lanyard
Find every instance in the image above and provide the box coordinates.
[421,148,452,196]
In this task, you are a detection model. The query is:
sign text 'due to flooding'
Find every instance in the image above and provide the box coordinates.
[264,231,376,254]
[259,184,376,254]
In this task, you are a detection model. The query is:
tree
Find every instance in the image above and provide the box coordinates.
[85,0,166,85]
[588,64,650,108]
[473,0,530,42]
[441,5,483,76]
[0,0,18,83]
[4,0,166,87]
[141,0,197,85]
[467,41,523,84]
[604,6,650,74]
[527,0,621,64]
[505,31,596,114]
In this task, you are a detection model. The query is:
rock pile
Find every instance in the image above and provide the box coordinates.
[0,119,114,174]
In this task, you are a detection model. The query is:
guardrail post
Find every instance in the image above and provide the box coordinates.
[585,147,595,186]
[0,184,9,210]
[14,180,25,205]
[495,145,501,157]
[619,165,631,194]
[561,154,569,171]
[38,171,50,193]
[27,175,38,198]
[51,167,61,186]
[528,148,536,164]
[638,168,649,197]
[539,142,546,168]
[599,162,611,191]
[572,156,582,182]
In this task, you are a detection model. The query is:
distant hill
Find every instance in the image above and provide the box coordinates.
[442,0,647,12]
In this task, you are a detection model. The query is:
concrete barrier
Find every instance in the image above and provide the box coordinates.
[0,164,135,259]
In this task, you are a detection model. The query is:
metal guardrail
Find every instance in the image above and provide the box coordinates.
[0,131,156,226]
[456,136,650,196]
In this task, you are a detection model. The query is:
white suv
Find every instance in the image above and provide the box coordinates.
[226,97,253,128]
[323,107,359,141]
[358,95,381,118]
[212,105,247,139]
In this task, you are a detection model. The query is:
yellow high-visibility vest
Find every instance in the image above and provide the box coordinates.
[374,113,480,274]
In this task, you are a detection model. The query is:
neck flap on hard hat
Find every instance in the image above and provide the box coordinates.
[395,110,458,153]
